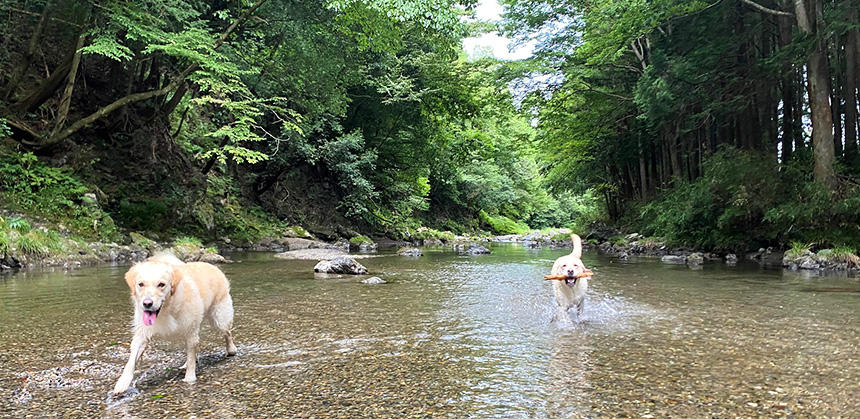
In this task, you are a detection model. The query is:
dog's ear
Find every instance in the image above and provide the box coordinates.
[124,269,137,296]
[169,267,182,296]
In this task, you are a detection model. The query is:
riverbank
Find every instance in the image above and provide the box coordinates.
[2,210,857,275]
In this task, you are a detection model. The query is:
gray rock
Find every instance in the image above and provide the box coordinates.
[454,243,491,255]
[687,252,704,265]
[397,247,423,257]
[314,256,368,275]
[358,241,378,253]
[326,240,350,253]
[725,253,738,264]
[661,255,687,264]
[799,257,821,270]
[361,276,386,284]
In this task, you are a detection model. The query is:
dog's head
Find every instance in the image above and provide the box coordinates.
[124,261,180,326]
[557,257,587,286]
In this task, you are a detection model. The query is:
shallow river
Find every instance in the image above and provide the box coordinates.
[0,244,858,417]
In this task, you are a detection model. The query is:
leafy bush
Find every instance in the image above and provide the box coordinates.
[479,210,530,235]
[0,150,119,240]
[608,235,628,246]
[786,241,813,259]
[413,227,456,242]
[349,235,373,245]
[173,236,202,247]
[634,147,860,251]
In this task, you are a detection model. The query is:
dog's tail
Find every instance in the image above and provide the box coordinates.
[570,234,582,259]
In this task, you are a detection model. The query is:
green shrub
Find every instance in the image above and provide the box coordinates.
[633,147,860,251]
[550,232,570,242]
[786,241,813,259]
[479,210,530,235]
[0,150,119,241]
[608,235,628,246]
[349,235,373,245]
[173,236,202,247]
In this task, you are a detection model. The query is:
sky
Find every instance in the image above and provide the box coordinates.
[461,0,535,60]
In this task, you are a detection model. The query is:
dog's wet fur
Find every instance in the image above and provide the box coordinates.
[550,234,589,323]
[112,253,236,394]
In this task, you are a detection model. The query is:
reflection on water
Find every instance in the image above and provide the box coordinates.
[0,244,857,417]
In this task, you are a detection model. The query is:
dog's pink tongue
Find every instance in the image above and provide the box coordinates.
[142,311,157,326]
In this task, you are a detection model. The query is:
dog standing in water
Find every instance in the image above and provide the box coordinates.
[113,253,236,394]
[550,234,589,323]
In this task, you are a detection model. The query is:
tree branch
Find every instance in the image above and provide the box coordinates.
[29,0,269,148]
[741,0,793,17]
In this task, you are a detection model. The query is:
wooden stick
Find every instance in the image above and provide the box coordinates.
[544,270,593,280]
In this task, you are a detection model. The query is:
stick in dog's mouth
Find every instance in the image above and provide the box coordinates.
[142,309,160,326]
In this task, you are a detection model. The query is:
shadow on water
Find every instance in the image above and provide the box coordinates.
[0,243,857,417]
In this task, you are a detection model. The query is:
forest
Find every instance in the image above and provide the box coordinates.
[1,0,859,254]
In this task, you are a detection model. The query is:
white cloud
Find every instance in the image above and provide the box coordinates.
[462,0,534,61]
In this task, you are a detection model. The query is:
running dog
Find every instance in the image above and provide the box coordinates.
[113,253,236,394]
[550,234,589,323]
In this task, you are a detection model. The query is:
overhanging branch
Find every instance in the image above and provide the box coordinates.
[741,0,793,17]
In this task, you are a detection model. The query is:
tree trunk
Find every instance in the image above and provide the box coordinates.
[844,29,859,159]
[794,0,836,188]
[3,2,51,100]
[638,138,648,199]
[831,33,843,157]
[29,0,269,149]
[11,53,73,114]
[779,14,795,161]
[52,32,86,135]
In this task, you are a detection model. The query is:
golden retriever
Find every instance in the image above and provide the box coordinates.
[112,253,236,394]
[550,234,589,323]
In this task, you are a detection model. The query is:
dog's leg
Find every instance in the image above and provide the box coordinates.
[182,333,199,384]
[210,297,237,356]
[113,333,147,394]
[551,306,571,324]
[224,330,237,356]
[576,298,585,320]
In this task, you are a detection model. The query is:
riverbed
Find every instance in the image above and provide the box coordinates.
[0,244,857,417]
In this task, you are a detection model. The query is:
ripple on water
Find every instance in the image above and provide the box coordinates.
[0,246,857,417]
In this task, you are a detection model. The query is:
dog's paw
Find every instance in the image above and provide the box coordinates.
[182,376,197,384]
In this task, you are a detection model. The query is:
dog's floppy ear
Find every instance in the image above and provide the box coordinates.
[169,266,182,296]
[124,269,137,296]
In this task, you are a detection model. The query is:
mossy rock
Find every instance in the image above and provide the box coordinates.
[284,225,311,238]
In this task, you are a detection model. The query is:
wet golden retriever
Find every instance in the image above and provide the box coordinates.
[550,234,589,323]
[113,253,236,394]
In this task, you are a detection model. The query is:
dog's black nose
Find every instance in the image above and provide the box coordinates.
[142,298,153,309]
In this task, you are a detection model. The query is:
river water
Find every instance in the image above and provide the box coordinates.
[0,244,857,417]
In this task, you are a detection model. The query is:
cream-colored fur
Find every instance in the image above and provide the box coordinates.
[550,234,589,323]
[113,254,236,394]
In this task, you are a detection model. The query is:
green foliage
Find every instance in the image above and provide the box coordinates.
[635,148,860,251]
[413,227,456,242]
[816,247,860,267]
[0,150,118,240]
[8,217,31,233]
[116,200,170,232]
[173,236,202,247]
[786,241,813,259]
[349,235,373,245]
[479,210,530,235]
[608,235,628,246]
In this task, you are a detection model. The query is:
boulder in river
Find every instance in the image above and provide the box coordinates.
[397,247,423,257]
[661,255,686,264]
[314,256,368,275]
[361,276,386,284]
[453,243,491,255]
[686,252,704,265]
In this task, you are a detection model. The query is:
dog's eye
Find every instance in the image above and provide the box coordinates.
[137,282,144,287]
[157,282,166,288]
